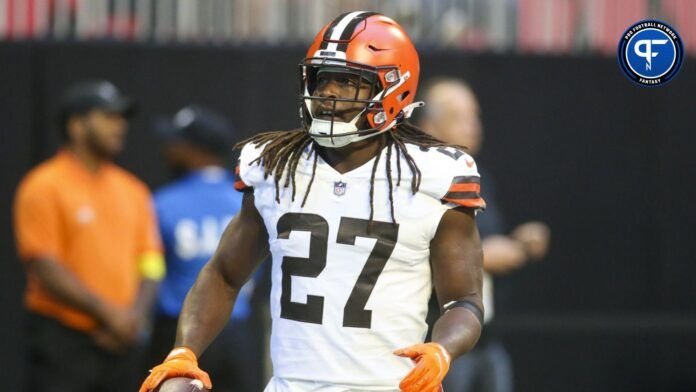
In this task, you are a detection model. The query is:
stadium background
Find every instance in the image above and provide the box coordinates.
[1,1,695,391]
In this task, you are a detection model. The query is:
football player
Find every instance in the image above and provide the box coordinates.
[141,12,485,392]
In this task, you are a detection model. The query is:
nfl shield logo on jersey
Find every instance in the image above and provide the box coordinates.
[333,181,347,196]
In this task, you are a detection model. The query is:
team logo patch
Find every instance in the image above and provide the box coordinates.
[75,205,95,224]
[617,20,684,87]
[333,181,347,196]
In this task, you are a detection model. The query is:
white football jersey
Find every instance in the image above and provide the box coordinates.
[236,140,484,390]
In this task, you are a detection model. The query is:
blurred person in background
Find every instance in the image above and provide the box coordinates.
[418,78,550,392]
[12,80,164,392]
[146,105,262,392]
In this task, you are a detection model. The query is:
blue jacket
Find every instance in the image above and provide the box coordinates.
[154,167,253,320]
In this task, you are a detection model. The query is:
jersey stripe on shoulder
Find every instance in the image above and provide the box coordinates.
[452,175,480,184]
[442,175,485,209]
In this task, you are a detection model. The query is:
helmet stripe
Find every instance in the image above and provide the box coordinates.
[321,11,379,52]
[324,11,366,51]
[320,12,352,49]
[336,12,379,52]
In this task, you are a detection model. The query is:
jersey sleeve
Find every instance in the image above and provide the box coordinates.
[13,177,62,261]
[135,188,163,256]
[441,172,486,209]
[419,148,486,211]
[234,142,266,192]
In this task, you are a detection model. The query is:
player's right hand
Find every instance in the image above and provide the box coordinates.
[139,347,212,392]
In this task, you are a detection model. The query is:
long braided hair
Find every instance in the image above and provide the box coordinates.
[234,122,460,225]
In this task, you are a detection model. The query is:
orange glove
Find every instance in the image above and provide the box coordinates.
[139,347,212,392]
[394,342,451,392]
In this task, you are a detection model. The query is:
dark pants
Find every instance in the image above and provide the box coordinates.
[146,316,262,392]
[25,313,143,392]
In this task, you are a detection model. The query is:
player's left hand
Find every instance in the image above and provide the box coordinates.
[394,342,451,392]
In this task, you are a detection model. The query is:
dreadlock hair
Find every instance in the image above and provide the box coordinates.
[234,121,463,226]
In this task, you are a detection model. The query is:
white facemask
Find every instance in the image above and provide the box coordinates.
[306,100,424,148]
[307,109,379,148]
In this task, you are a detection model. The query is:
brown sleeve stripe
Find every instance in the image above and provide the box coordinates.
[452,175,480,185]
[442,197,487,209]
[442,175,485,209]
[447,183,481,193]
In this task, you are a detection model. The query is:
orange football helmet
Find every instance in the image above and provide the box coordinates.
[299,11,422,147]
